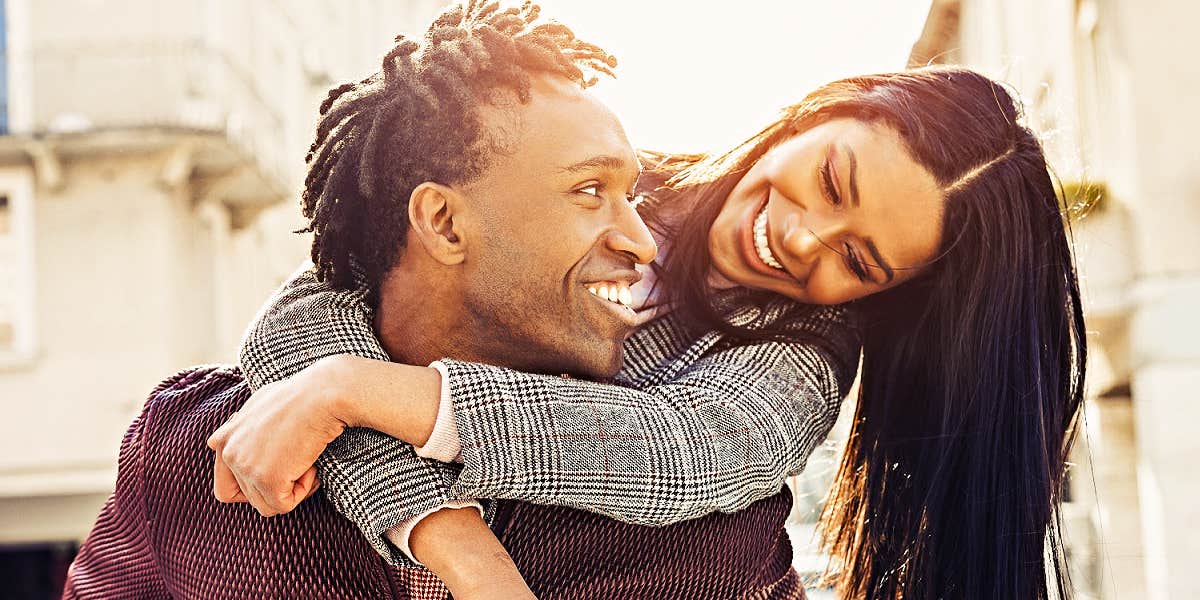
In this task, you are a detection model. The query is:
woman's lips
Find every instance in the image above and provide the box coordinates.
[753,204,785,270]
[738,189,796,282]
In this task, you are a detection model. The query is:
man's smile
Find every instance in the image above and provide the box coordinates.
[579,274,641,329]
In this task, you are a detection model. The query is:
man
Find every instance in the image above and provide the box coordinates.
[64,3,655,598]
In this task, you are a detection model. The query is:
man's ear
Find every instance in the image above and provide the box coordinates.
[407,182,468,266]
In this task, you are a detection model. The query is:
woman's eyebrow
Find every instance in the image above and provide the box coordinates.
[863,237,895,283]
[843,144,860,207]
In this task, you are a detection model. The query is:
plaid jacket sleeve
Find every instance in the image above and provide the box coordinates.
[439,304,860,525]
[237,263,458,567]
[240,263,858,539]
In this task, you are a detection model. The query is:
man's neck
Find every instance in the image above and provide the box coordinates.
[374,267,476,367]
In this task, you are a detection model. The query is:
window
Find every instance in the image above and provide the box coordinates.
[0,0,8,134]
[0,196,11,350]
[0,166,34,362]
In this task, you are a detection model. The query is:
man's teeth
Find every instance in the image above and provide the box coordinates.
[586,282,634,308]
[753,205,785,270]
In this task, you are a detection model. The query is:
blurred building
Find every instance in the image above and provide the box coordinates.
[914,0,1199,598]
[2,0,1192,598]
[0,0,441,593]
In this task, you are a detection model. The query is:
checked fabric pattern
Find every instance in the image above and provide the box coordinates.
[238,265,861,559]
[440,295,859,525]
[238,262,463,567]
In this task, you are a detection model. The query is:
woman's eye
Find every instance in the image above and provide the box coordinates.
[845,243,868,282]
[820,158,842,206]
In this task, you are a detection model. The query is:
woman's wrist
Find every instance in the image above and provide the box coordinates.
[318,354,441,446]
[411,507,534,599]
[309,354,369,431]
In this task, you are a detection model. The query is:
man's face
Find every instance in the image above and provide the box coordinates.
[455,75,657,378]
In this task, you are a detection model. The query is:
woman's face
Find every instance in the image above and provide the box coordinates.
[708,118,945,305]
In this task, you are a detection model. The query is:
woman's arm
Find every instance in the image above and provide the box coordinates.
[234,263,859,525]
[230,262,494,580]
[409,507,535,600]
[440,321,853,524]
[314,305,856,525]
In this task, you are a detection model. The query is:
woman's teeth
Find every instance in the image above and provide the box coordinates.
[586,282,634,308]
[753,205,785,270]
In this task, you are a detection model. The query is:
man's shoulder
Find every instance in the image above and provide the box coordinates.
[140,364,249,444]
[150,363,245,395]
[109,366,401,597]
[134,365,249,514]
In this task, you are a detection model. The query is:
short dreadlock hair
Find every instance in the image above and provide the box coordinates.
[300,0,617,289]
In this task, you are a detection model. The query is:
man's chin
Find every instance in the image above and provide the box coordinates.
[590,348,625,379]
[558,347,624,380]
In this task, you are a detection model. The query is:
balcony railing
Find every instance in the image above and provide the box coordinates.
[27,39,306,193]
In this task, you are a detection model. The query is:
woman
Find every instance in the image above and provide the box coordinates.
[215,66,1086,599]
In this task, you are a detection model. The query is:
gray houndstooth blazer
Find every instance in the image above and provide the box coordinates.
[238,265,861,566]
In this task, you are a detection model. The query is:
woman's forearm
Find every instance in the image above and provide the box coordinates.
[411,508,534,600]
[315,314,857,526]
[439,335,849,525]
[325,355,441,447]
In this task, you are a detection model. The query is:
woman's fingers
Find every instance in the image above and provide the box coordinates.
[206,412,234,452]
[212,452,249,503]
[203,370,346,517]
[295,466,321,503]
[232,462,281,517]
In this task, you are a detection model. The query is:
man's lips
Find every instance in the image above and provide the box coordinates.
[584,285,640,328]
[580,269,642,329]
[581,268,642,288]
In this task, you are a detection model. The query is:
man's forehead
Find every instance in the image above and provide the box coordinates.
[479,80,635,177]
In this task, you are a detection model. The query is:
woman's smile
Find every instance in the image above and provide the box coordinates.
[708,118,943,305]
[738,190,801,283]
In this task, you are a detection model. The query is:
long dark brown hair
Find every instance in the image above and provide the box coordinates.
[635,67,1086,599]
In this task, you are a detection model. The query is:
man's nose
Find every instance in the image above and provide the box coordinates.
[606,199,658,265]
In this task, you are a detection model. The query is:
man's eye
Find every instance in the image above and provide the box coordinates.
[577,184,601,196]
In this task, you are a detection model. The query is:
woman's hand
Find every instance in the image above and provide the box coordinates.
[207,356,355,516]
[206,354,444,516]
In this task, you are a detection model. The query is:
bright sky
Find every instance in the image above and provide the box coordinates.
[535,0,933,153]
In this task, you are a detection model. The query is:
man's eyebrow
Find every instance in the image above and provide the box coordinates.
[843,144,860,207]
[558,155,635,174]
[863,238,895,283]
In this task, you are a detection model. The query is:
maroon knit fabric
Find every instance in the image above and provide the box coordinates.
[63,366,441,599]
[65,366,808,599]
[493,491,806,600]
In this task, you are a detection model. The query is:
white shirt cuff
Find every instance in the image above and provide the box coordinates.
[384,500,485,566]
[414,361,464,463]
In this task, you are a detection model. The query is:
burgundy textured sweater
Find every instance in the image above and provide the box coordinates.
[65,366,807,599]
[491,493,805,599]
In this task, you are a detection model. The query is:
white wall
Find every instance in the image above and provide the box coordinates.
[0,0,447,544]
[958,0,1200,597]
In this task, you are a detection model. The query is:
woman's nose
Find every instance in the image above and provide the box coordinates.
[780,215,842,264]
